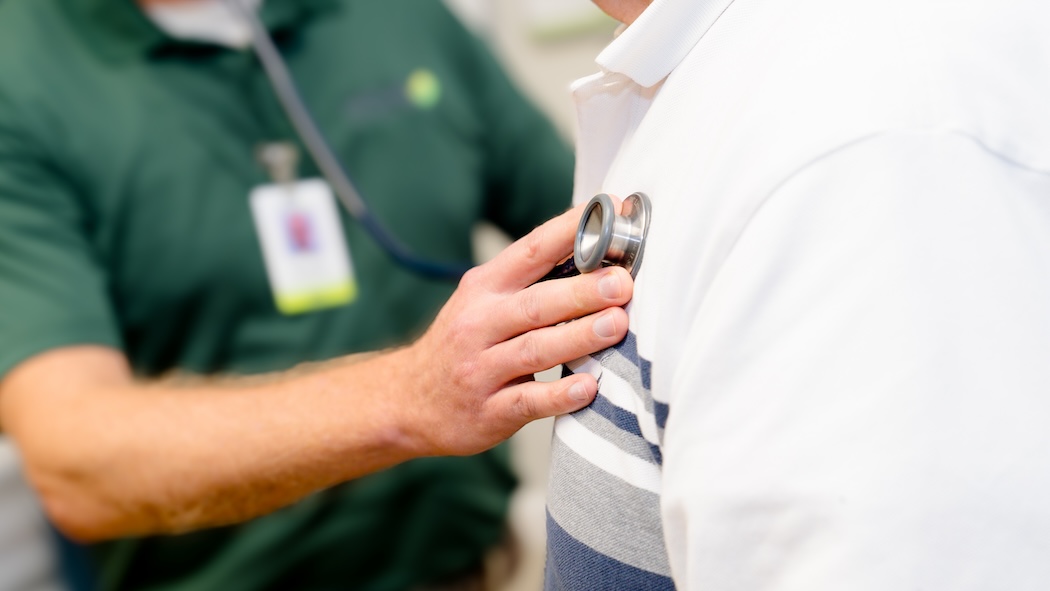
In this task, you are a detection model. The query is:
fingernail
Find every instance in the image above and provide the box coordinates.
[593,312,617,338]
[569,382,590,402]
[598,271,622,299]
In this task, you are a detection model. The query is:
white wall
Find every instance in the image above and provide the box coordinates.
[446,0,615,136]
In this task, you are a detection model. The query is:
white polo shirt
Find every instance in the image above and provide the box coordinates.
[546,0,1050,589]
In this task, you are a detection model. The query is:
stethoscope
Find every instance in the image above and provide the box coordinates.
[541,192,652,282]
[226,0,652,282]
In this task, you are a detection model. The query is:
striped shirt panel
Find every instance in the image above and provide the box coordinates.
[545,332,674,590]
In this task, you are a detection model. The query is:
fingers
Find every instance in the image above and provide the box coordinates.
[481,306,629,384]
[487,373,599,429]
[405,197,638,455]
[490,266,633,341]
[482,203,590,291]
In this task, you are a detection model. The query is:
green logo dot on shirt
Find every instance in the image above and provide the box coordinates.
[405,69,441,109]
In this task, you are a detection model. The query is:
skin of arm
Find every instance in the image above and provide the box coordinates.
[0,204,632,543]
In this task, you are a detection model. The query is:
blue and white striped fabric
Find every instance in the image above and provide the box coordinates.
[545,332,674,590]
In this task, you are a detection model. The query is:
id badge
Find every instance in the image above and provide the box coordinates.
[249,178,357,315]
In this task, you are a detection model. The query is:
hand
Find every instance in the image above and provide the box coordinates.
[396,203,633,456]
[0,207,630,541]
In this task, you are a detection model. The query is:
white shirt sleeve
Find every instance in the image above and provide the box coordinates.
[660,130,1050,591]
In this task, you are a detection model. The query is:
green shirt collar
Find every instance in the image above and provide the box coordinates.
[61,0,340,61]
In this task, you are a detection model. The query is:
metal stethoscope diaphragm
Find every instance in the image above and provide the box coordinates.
[542,192,653,282]
[574,192,652,278]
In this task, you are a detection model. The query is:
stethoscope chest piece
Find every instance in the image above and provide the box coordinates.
[574,192,652,278]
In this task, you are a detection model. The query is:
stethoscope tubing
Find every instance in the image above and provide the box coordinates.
[230,0,651,284]
[228,0,472,280]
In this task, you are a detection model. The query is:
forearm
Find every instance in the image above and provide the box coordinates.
[3,203,634,543]
[10,347,417,541]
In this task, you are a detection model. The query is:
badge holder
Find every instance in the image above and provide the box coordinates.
[249,143,358,315]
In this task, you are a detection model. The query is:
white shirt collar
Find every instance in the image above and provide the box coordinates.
[596,0,737,88]
[146,0,263,49]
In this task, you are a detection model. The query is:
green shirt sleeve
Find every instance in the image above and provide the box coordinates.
[0,103,122,379]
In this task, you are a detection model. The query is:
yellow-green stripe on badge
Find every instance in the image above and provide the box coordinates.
[275,281,357,315]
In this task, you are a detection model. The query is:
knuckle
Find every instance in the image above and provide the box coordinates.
[449,355,480,391]
[522,226,545,264]
[570,276,592,313]
[447,310,483,345]
[517,332,543,370]
[459,266,485,292]
[512,389,538,422]
[518,289,543,326]
[573,324,598,353]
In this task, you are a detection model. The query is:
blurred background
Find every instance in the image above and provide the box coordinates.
[454,3,615,588]
[0,1,614,590]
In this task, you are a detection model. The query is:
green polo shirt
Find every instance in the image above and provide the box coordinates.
[0,0,573,589]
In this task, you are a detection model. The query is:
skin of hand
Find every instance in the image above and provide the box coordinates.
[393,203,632,457]
[0,203,632,541]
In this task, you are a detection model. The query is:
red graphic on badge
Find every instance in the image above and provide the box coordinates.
[286,210,316,252]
